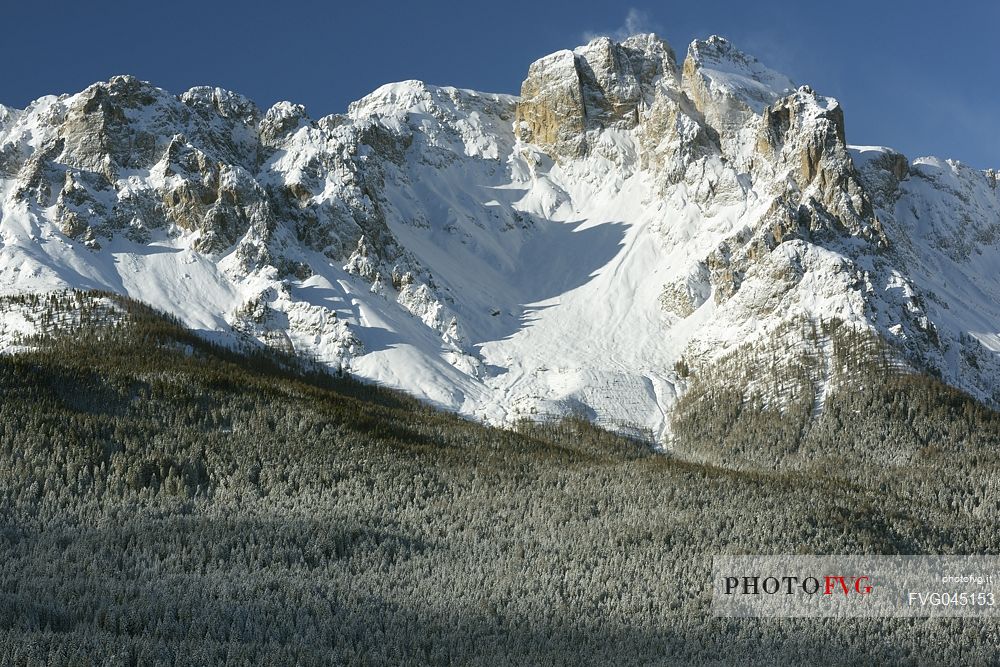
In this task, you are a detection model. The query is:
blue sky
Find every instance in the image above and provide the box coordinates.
[2,1,997,168]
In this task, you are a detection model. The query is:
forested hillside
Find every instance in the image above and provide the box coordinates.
[0,292,998,665]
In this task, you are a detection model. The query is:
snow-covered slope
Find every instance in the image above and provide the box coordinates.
[1,33,998,443]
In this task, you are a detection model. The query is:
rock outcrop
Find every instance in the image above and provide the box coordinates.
[516,35,680,163]
[681,36,795,171]
[515,49,588,158]
[753,87,884,246]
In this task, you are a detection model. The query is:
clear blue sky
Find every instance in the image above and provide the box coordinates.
[2,1,997,168]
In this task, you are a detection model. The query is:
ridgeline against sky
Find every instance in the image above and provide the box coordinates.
[1,0,997,169]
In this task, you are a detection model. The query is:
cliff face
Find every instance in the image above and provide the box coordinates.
[515,36,682,159]
[2,33,999,440]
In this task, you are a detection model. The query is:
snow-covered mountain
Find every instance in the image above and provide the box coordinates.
[2,33,999,443]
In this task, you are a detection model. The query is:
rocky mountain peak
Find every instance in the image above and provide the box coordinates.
[677,35,797,172]
[752,86,882,245]
[515,33,679,160]
[179,85,261,125]
[682,36,795,116]
[259,101,310,148]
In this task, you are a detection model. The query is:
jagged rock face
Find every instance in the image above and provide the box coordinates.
[681,36,795,172]
[2,33,999,440]
[0,104,15,130]
[54,77,262,179]
[753,87,883,246]
[7,76,274,254]
[574,37,643,128]
[682,36,795,129]
[259,101,309,148]
[0,75,469,367]
[0,73,417,263]
[515,35,681,163]
[850,146,910,204]
[515,50,587,158]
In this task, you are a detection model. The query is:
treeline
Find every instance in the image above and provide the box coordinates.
[0,294,997,664]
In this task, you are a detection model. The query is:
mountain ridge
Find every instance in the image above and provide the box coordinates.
[1,32,998,443]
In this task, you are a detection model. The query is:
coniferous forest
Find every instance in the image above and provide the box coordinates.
[1,292,998,665]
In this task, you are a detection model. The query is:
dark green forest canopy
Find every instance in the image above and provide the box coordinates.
[0,291,998,665]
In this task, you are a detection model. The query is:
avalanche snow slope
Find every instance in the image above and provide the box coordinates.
[1,33,999,443]
[351,74,774,438]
